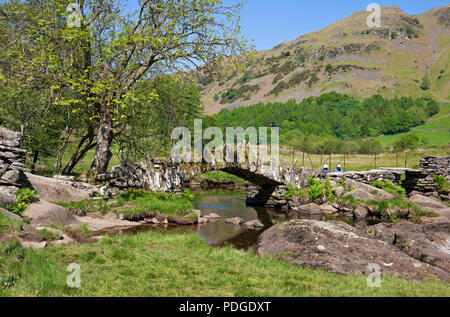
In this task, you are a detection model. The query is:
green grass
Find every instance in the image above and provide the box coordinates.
[0,232,449,297]
[378,130,450,148]
[198,171,247,184]
[55,190,194,218]
[0,214,21,235]
[281,147,450,171]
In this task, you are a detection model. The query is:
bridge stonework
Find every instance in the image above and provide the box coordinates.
[96,158,317,202]
[97,155,449,205]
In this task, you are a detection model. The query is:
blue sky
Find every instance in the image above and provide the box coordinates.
[239,0,449,50]
[126,1,449,50]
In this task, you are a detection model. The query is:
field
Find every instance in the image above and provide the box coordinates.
[280,147,450,172]
[0,222,448,297]
[378,103,450,148]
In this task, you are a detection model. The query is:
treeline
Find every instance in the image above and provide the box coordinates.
[205,92,440,154]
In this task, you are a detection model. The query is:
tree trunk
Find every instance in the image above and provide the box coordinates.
[62,125,96,175]
[90,115,114,176]
[31,150,39,174]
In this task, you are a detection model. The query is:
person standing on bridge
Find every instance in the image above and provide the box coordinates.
[334,164,343,173]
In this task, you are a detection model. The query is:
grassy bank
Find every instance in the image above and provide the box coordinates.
[1,231,449,297]
[55,190,194,218]
[198,171,247,184]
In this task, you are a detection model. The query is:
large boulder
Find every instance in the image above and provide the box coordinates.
[409,194,450,219]
[258,219,449,281]
[366,222,450,273]
[23,200,80,227]
[344,179,395,201]
[0,186,18,205]
[24,173,98,203]
[298,203,323,216]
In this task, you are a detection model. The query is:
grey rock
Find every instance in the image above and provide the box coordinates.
[0,186,19,205]
[1,170,20,184]
[20,241,47,249]
[353,205,368,219]
[258,219,449,281]
[243,219,264,228]
[298,203,323,216]
[226,217,245,225]
[320,204,338,215]
[367,222,450,273]
[333,186,345,197]
[0,207,23,221]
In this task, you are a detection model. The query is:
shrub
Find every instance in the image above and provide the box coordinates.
[6,188,39,216]
[433,175,449,193]
[307,178,324,200]
[371,180,406,196]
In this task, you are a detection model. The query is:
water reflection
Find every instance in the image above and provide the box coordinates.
[193,190,278,249]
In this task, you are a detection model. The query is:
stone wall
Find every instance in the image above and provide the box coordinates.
[326,169,405,185]
[403,156,450,197]
[0,127,30,205]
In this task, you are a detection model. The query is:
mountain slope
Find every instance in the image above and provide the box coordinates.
[198,5,450,115]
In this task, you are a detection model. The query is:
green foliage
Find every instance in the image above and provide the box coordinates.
[208,93,437,152]
[78,224,92,238]
[40,229,57,242]
[220,85,259,104]
[182,189,195,201]
[371,180,406,196]
[199,171,246,185]
[285,185,308,200]
[307,178,324,200]
[393,134,419,152]
[324,179,335,201]
[0,233,449,296]
[433,175,449,193]
[6,189,39,216]
[420,76,431,91]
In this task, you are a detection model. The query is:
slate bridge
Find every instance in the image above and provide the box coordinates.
[97,155,449,205]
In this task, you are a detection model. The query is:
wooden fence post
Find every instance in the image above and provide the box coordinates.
[405,152,408,168]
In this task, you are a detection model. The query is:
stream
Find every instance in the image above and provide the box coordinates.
[105,189,379,250]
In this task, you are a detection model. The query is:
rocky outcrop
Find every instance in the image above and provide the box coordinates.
[258,219,449,281]
[23,200,80,227]
[366,222,450,273]
[24,173,98,203]
[409,193,450,219]
[0,127,29,205]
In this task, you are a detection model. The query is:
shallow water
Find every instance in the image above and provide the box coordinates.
[102,190,380,250]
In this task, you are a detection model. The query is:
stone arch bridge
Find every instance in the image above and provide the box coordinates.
[96,156,449,205]
[96,158,318,204]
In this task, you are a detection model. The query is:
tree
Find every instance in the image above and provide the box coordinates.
[1,0,249,176]
[393,134,419,152]
[115,75,203,162]
[420,76,431,91]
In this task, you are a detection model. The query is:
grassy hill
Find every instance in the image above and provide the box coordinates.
[198,5,450,115]
[378,103,450,147]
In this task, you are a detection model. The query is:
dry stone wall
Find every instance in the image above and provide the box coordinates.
[0,127,29,205]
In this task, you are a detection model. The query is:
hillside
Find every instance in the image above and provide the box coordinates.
[198,5,450,115]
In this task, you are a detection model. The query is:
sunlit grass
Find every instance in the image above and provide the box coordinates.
[1,232,449,297]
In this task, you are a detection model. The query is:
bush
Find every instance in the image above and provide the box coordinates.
[307,178,324,200]
[433,175,449,193]
[6,188,39,216]
[371,180,406,196]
